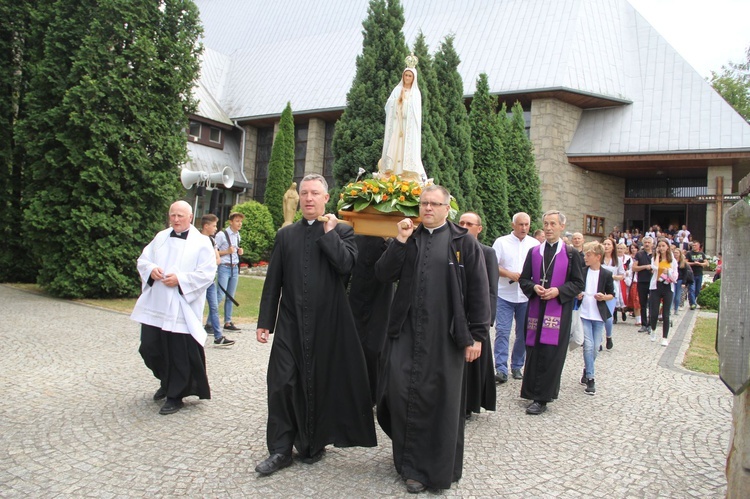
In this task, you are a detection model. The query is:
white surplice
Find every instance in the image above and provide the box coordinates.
[130,225,217,345]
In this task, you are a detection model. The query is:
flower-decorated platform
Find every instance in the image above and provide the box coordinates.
[337,174,424,238]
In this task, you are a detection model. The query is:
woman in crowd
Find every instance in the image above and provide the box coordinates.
[649,238,678,346]
[617,243,631,321]
[673,247,693,316]
[627,243,641,325]
[600,238,624,349]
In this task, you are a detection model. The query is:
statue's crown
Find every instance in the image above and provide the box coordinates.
[405,52,418,68]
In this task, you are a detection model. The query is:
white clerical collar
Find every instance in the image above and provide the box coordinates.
[538,239,563,256]
[424,222,447,234]
[306,219,315,225]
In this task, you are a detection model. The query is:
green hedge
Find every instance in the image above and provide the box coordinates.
[697,279,720,311]
[229,201,276,264]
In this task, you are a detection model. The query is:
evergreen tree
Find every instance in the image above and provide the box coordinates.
[412,32,446,183]
[332,0,408,192]
[18,0,202,298]
[0,2,38,282]
[504,102,541,227]
[709,46,750,122]
[470,73,509,242]
[434,36,481,215]
[264,102,295,227]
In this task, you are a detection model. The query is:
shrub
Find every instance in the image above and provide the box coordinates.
[229,200,276,264]
[696,279,720,311]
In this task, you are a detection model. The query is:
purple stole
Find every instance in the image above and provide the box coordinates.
[526,243,569,347]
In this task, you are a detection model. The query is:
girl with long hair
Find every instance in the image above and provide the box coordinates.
[600,238,624,349]
[648,238,678,345]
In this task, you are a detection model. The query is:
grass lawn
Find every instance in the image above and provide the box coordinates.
[7,277,265,324]
[682,316,719,375]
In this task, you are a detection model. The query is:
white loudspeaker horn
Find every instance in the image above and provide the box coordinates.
[181,169,207,189]
[207,167,234,188]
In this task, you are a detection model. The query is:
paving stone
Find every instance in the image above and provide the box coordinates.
[0,286,731,497]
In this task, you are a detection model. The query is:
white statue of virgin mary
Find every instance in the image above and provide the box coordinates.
[379,59,427,184]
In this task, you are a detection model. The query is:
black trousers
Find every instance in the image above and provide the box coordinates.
[649,283,674,338]
[139,324,210,400]
[637,281,651,325]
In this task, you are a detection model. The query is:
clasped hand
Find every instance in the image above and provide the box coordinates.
[534,285,559,300]
[150,267,179,287]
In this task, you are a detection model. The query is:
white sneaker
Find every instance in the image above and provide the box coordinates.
[661,338,669,346]
[650,331,656,342]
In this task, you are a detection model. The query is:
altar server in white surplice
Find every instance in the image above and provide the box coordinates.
[130,200,217,415]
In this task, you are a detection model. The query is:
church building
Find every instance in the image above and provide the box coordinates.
[185,0,750,254]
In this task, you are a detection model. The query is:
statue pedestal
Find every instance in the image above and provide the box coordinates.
[339,207,420,238]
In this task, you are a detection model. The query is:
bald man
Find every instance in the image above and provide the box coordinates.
[131,200,217,415]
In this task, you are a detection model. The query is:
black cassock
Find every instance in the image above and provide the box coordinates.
[348,235,393,405]
[464,243,498,415]
[519,242,584,402]
[375,223,490,490]
[257,220,377,458]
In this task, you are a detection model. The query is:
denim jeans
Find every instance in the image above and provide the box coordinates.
[493,298,528,375]
[688,274,703,306]
[604,299,615,338]
[673,279,683,313]
[216,264,239,324]
[205,282,222,339]
[581,318,604,380]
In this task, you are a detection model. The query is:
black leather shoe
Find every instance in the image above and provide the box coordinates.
[255,453,292,475]
[298,448,325,464]
[159,398,184,415]
[153,386,167,401]
[406,479,426,493]
[526,401,547,415]
[511,368,523,380]
[495,372,508,384]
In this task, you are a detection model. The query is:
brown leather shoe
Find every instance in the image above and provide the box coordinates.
[406,479,426,493]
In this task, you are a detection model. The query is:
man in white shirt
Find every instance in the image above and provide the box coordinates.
[492,212,540,382]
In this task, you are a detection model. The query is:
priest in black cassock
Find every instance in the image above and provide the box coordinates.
[254,174,377,476]
[375,185,490,494]
[347,235,393,405]
[519,210,584,415]
[458,212,498,419]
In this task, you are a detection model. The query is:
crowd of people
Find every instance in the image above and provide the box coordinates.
[128,184,714,493]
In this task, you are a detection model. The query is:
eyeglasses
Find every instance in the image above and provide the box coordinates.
[459,221,480,227]
[419,201,448,208]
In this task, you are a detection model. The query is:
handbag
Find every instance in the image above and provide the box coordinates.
[569,301,584,351]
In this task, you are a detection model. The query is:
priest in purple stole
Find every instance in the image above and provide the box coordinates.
[518,210,584,415]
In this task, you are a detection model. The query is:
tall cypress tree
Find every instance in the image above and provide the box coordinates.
[470,73,509,242]
[412,32,445,183]
[504,101,541,227]
[332,0,408,192]
[0,1,38,282]
[19,0,202,298]
[264,102,295,228]
[434,36,481,215]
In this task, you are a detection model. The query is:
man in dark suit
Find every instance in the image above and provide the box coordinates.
[459,212,498,419]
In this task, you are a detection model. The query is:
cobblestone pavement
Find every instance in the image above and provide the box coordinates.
[0,285,731,497]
